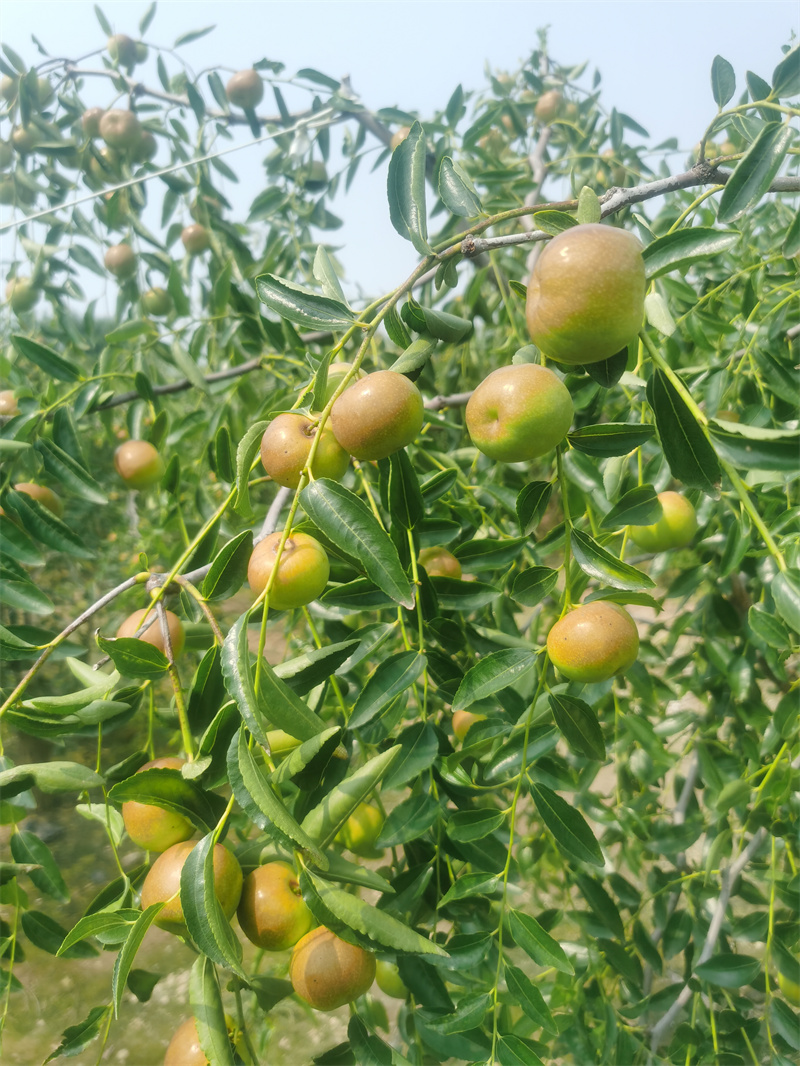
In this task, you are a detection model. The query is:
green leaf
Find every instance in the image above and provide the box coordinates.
[348,1016,392,1066]
[378,792,440,848]
[202,531,253,601]
[34,440,106,505]
[112,903,164,1016]
[401,298,472,343]
[233,420,268,518]
[96,635,170,680]
[710,422,800,472]
[301,746,401,847]
[387,121,432,255]
[711,55,736,107]
[438,157,483,218]
[772,43,800,98]
[0,570,54,615]
[57,910,139,956]
[104,319,158,344]
[3,490,94,559]
[448,809,505,843]
[274,640,360,697]
[0,761,103,797]
[0,622,39,661]
[568,423,655,458]
[383,722,439,790]
[642,228,739,279]
[497,1035,545,1066]
[44,1006,109,1063]
[646,370,721,493]
[772,570,800,635]
[297,67,340,89]
[301,480,414,608]
[507,909,573,974]
[549,693,605,760]
[601,485,662,529]
[454,537,527,573]
[174,26,216,47]
[108,768,226,835]
[11,334,81,382]
[717,123,795,224]
[0,515,43,566]
[22,910,98,958]
[440,873,500,907]
[511,567,559,608]
[255,274,358,331]
[180,832,245,976]
[431,577,499,611]
[304,869,447,956]
[453,649,537,712]
[389,450,423,530]
[770,999,800,1053]
[583,348,629,388]
[748,604,789,649]
[517,481,552,534]
[531,784,603,866]
[694,953,760,988]
[504,964,557,1034]
[532,209,577,235]
[577,876,625,939]
[577,186,601,225]
[350,652,427,729]
[314,851,393,895]
[571,529,655,591]
[644,292,677,336]
[228,728,326,865]
[10,831,68,902]
[313,245,348,306]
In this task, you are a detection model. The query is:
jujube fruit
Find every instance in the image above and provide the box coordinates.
[260,413,350,489]
[330,370,424,461]
[163,1017,208,1066]
[116,607,185,658]
[11,126,39,154]
[141,287,172,317]
[14,483,63,517]
[107,34,138,68]
[375,960,408,999]
[114,439,165,488]
[313,362,364,410]
[181,224,210,255]
[547,601,639,683]
[140,839,242,931]
[99,109,142,151]
[453,709,486,741]
[5,278,40,314]
[336,803,384,858]
[628,491,697,553]
[535,90,563,124]
[121,757,195,852]
[465,363,573,462]
[290,926,376,1011]
[418,546,462,580]
[104,244,137,279]
[778,971,800,1007]
[226,69,264,110]
[526,223,646,365]
[247,531,330,610]
[131,130,157,164]
[81,108,105,138]
[237,861,314,951]
[0,390,19,416]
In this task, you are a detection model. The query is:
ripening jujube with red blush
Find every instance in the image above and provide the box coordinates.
[247,531,330,610]
[260,412,350,489]
[13,482,63,517]
[237,861,314,951]
[547,600,639,683]
[104,243,137,279]
[181,224,210,255]
[116,608,185,658]
[290,926,376,1011]
[121,758,195,852]
[98,109,142,151]
[114,440,165,488]
[140,840,242,932]
[329,370,424,461]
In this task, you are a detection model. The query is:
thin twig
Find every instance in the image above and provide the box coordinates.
[258,486,291,541]
[424,390,473,412]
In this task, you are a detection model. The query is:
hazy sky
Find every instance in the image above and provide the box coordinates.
[2,1,798,294]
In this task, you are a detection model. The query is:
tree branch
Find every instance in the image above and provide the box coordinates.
[424,390,473,412]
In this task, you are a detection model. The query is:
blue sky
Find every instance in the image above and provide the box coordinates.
[3,1,798,294]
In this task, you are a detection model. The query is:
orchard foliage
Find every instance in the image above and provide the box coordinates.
[0,8,799,1065]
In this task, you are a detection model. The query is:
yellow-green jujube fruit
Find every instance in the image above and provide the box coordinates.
[628,491,697,553]
[225,69,264,110]
[181,224,210,255]
[535,89,563,124]
[376,960,408,999]
[237,861,314,951]
[121,757,195,852]
[290,926,376,1011]
[247,531,330,610]
[14,482,63,517]
[114,440,165,488]
[6,277,40,314]
[104,244,137,279]
[465,364,573,462]
[99,109,142,151]
[526,223,646,365]
[107,34,138,68]
[337,803,384,858]
[453,709,486,741]
[418,546,462,580]
[140,839,242,932]
[141,287,173,317]
[330,370,424,461]
[260,413,350,489]
[547,601,639,683]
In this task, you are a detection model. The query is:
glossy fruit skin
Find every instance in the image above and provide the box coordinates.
[466,364,573,462]
[140,839,243,932]
[526,223,646,366]
[337,803,384,858]
[0,391,19,416]
[628,491,697,553]
[226,69,264,110]
[81,108,105,138]
[547,601,639,683]
[164,1017,208,1066]
[114,439,165,488]
[535,90,563,123]
[141,287,173,317]
[418,546,462,580]
[330,370,424,461]
[181,224,210,255]
[247,531,330,610]
[290,926,376,1011]
[260,413,350,489]
[99,109,142,151]
[5,278,40,314]
[107,34,138,68]
[453,710,486,741]
[116,608,185,658]
[237,861,314,951]
[313,362,364,410]
[122,757,195,852]
[266,729,301,760]
[375,960,408,999]
[104,244,137,279]
[14,482,63,517]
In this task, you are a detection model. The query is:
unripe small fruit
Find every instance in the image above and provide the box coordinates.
[628,491,697,553]
[247,531,330,610]
[290,926,376,1011]
[0,76,16,103]
[418,546,462,580]
[36,78,54,107]
[14,482,63,517]
[547,601,639,684]
[116,608,185,658]
[535,90,563,124]
[5,277,40,314]
[260,413,350,489]
[330,370,424,461]
[135,42,149,64]
[140,839,242,932]
[0,390,19,416]
[266,729,301,760]
[466,364,573,462]
[114,439,165,488]
[131,130,157,163]
[181,224,210,255]
[141,287,172,317]
[11,126,39,154]
[375,960,408,999]
[453,709,486,741]
[226,69,264,110]
[237,861,314,951]
[337,803,384,858]
[104,244,137,279]
[122,757,195,852]
[99,109,142,151]
[107,34,138,68]
[81,108,105,138]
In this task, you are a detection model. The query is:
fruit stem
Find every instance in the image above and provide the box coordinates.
[172,575,225,644]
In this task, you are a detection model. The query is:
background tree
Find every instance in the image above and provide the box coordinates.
[0,8,799,1065]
